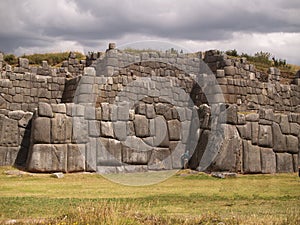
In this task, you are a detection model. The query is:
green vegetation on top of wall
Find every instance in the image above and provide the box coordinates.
[3,52,85,67]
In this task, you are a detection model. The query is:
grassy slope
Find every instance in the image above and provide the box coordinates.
[0,167,299,224]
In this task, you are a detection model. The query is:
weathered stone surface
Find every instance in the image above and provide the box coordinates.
[97,138,122,166]
[260,148,276,174]
[251,122,258,145]
[237,122,251,140]
[148,148,172,170]
[113,121,127,141]
[226,105,238,124]
[224,66,235,76]
[279,115,290,134]
[243,140,261,173]
[51,114,72,143]
[258,125,273,147]
[167,120,181,141]
[38,102,53,117]
[122,146,150,165]
[27,144,67,172]
[290,123,300,136]
[0,147,19,166]
[67,144,85,172]
[88,120,100,137]
[134,115,149,137]
[117,101,129,121]
[246,113,259,122]
[209,125,242,172]
[86,138,97,172]
[292,154,298,172]
[18,112,33,128]
[146,104,155,119]
[19,58,29,69]
[51,104,66,114]
[100,121,114,138]
[276,153,294,173]
[32,117,50,144]
[153,116,169,147]
[8,110,25,120]
[72,117,88,143]
[0,116,19,146]
[286,135,298,153]
[101,103,110,121]
[272,123,287,152]
[169,141,186,169]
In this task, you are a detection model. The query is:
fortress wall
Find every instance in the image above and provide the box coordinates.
[0,46,299,173]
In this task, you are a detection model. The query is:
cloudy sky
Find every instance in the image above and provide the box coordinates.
[0,0,300,64]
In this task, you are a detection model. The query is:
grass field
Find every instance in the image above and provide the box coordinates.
[0,167,299,224]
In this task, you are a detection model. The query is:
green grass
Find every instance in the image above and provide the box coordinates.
[0,167,299,224]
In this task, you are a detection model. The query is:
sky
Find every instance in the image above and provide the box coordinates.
[0,0,300,64]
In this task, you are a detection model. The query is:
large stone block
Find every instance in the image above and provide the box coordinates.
[67,144,86,172]
[0,147,19,166]
[260,148,276,174]
[32,117,50,144]
[243,140,262,173]
[167,120,181,141]
[122,146,151,165]
[258,125,273,147]
[117,101,130,121]
[237,122,252,140]
[276,153,294,173]
[209,125,242,172]
[38,102,53,117]
[88,120,100,137]
[134,115,149,137]
[146,104,156,119]
[279,115,290,134]
[148,148,172,170]
[72,117,89,143]
[169,141,186,169]
[153,116,169,147]
[51,114,72,143]
[27,144,67,172]
[100,121,114,138]
[86,138,97,172]
[286,135,298,153]
[272,123,287,152]
[97,138,122,166]
[113,121,127,141]
[0,116,19,146]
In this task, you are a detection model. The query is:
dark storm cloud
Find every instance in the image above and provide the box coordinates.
[0,0,299,56]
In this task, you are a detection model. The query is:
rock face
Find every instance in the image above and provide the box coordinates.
[0,44,299,174]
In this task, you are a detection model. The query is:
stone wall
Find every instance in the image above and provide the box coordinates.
[0,44,299,174]
[189,105,299,173]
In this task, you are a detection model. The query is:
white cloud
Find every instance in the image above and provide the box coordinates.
[0,0,299,64]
